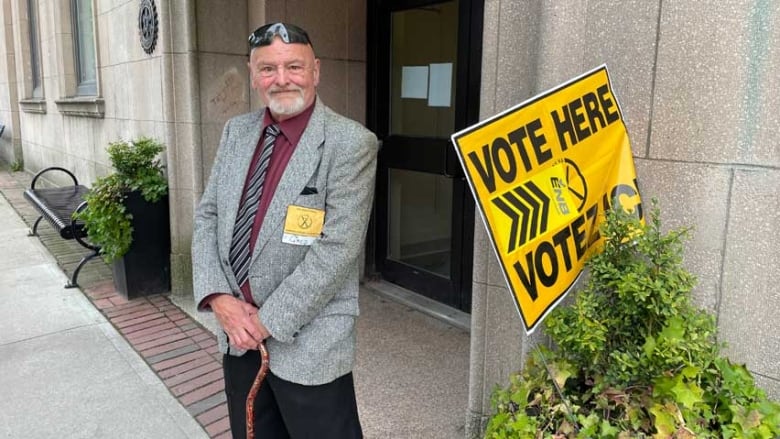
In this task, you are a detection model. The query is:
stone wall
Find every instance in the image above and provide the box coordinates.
[0,0,170,183]
[0,1,21,166]
[469,0,780,435]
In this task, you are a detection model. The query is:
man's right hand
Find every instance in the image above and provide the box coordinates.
[210,294,267,350]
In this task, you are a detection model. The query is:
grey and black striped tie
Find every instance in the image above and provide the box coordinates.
[229,124,280,289]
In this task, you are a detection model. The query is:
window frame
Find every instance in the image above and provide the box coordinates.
[27,0,43,98]
[53,0,104,118]
[70,0,97,96]
[16,0,47,113]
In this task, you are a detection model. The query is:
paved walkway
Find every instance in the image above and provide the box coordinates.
[0,167,470,439]
[0,188,211,438]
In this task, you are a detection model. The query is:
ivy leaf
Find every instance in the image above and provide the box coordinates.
[600,419,620,437]
[558,419,575,435]
[736,408,762,430]
[509,384,530,409]
[719,359,753,386]
[756,400,780,433]
[680,366,700,379]
[650,402,678,438]
[578,413,601,437]
[671,380,703,409]
[653,375,676,398]
[659,315,685,342]
[548,360,574,390]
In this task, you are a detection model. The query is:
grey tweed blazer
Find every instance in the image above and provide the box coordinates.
[192,98,378,386]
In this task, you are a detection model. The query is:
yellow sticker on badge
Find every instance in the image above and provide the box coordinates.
[282,205,325,245]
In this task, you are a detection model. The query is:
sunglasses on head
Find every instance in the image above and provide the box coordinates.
[248,23,312,49]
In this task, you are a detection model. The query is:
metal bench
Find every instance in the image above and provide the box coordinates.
[23,167,101,288]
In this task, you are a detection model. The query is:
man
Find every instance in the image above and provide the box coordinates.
[192,22,377,438]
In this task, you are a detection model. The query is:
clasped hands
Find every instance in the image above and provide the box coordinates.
[210,294,271,350]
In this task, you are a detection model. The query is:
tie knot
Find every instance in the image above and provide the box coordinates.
[266,124,280,138]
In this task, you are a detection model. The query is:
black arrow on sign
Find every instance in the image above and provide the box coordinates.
[491,181,551,253]
[492,194,527,253]
[518,182,550,241]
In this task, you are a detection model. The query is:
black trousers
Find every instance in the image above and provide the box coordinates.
[223,350,363,439]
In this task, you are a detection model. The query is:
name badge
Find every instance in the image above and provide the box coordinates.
[282,205,325,246]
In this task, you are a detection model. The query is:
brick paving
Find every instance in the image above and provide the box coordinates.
[0,167,231,438]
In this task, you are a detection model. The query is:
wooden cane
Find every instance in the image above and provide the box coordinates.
[246,341,270,439]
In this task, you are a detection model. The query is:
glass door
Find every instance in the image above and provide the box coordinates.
[368,0,482,312]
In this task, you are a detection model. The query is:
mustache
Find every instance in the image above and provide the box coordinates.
[269,85,303,94]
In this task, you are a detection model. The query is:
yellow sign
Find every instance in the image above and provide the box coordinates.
[451,65,642,333]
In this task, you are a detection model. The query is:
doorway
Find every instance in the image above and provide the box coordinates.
[368,0,482,312]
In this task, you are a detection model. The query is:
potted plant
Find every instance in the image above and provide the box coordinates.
[485,203,780,438]
[76,137,170,299]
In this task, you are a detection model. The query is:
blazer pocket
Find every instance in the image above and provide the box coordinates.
[293,193,325,210]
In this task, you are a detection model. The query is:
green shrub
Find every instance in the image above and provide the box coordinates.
[75,137,167,262]
[485,203,780,438]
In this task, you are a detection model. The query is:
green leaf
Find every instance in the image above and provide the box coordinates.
[744,409,762,429]
[643,335,656,357]
[650,403,678,438]
[600,419,620,437]
[549,360,574,390]
[680,366,700,379]
[659,315,685,342]
[509,385,530,409]
[653,375,676,397]
[671,380,703,410]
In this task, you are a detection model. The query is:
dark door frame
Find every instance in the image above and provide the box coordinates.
[366,0,483,312]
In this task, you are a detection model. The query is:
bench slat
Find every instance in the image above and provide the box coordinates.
[24,186,90,239]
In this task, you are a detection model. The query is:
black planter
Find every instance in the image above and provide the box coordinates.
[112,191,171,299]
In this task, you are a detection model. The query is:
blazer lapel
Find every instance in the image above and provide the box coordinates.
[253,100,326,257]
[219,112,263,259]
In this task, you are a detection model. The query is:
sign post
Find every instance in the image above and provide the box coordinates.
[452,65,642,333]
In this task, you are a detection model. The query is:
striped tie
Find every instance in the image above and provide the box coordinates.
[229,124,280,290]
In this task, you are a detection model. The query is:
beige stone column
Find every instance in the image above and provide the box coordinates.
[165,0,258,300]
[159,0,202,298]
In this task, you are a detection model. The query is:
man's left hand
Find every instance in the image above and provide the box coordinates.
[211,294,271,350]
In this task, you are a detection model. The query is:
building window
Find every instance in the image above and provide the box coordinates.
[27,0,43,98]
[71,0,96,96]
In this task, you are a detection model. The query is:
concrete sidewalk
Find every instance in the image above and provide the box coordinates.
[0,194,208,438]
[0,165,470,438]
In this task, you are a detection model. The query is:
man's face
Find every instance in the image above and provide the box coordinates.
[248,37,320,121]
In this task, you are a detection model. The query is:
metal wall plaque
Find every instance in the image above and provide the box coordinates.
[138,0,158,54]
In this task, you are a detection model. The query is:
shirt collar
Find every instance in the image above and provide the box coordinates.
[262,99,316,146]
